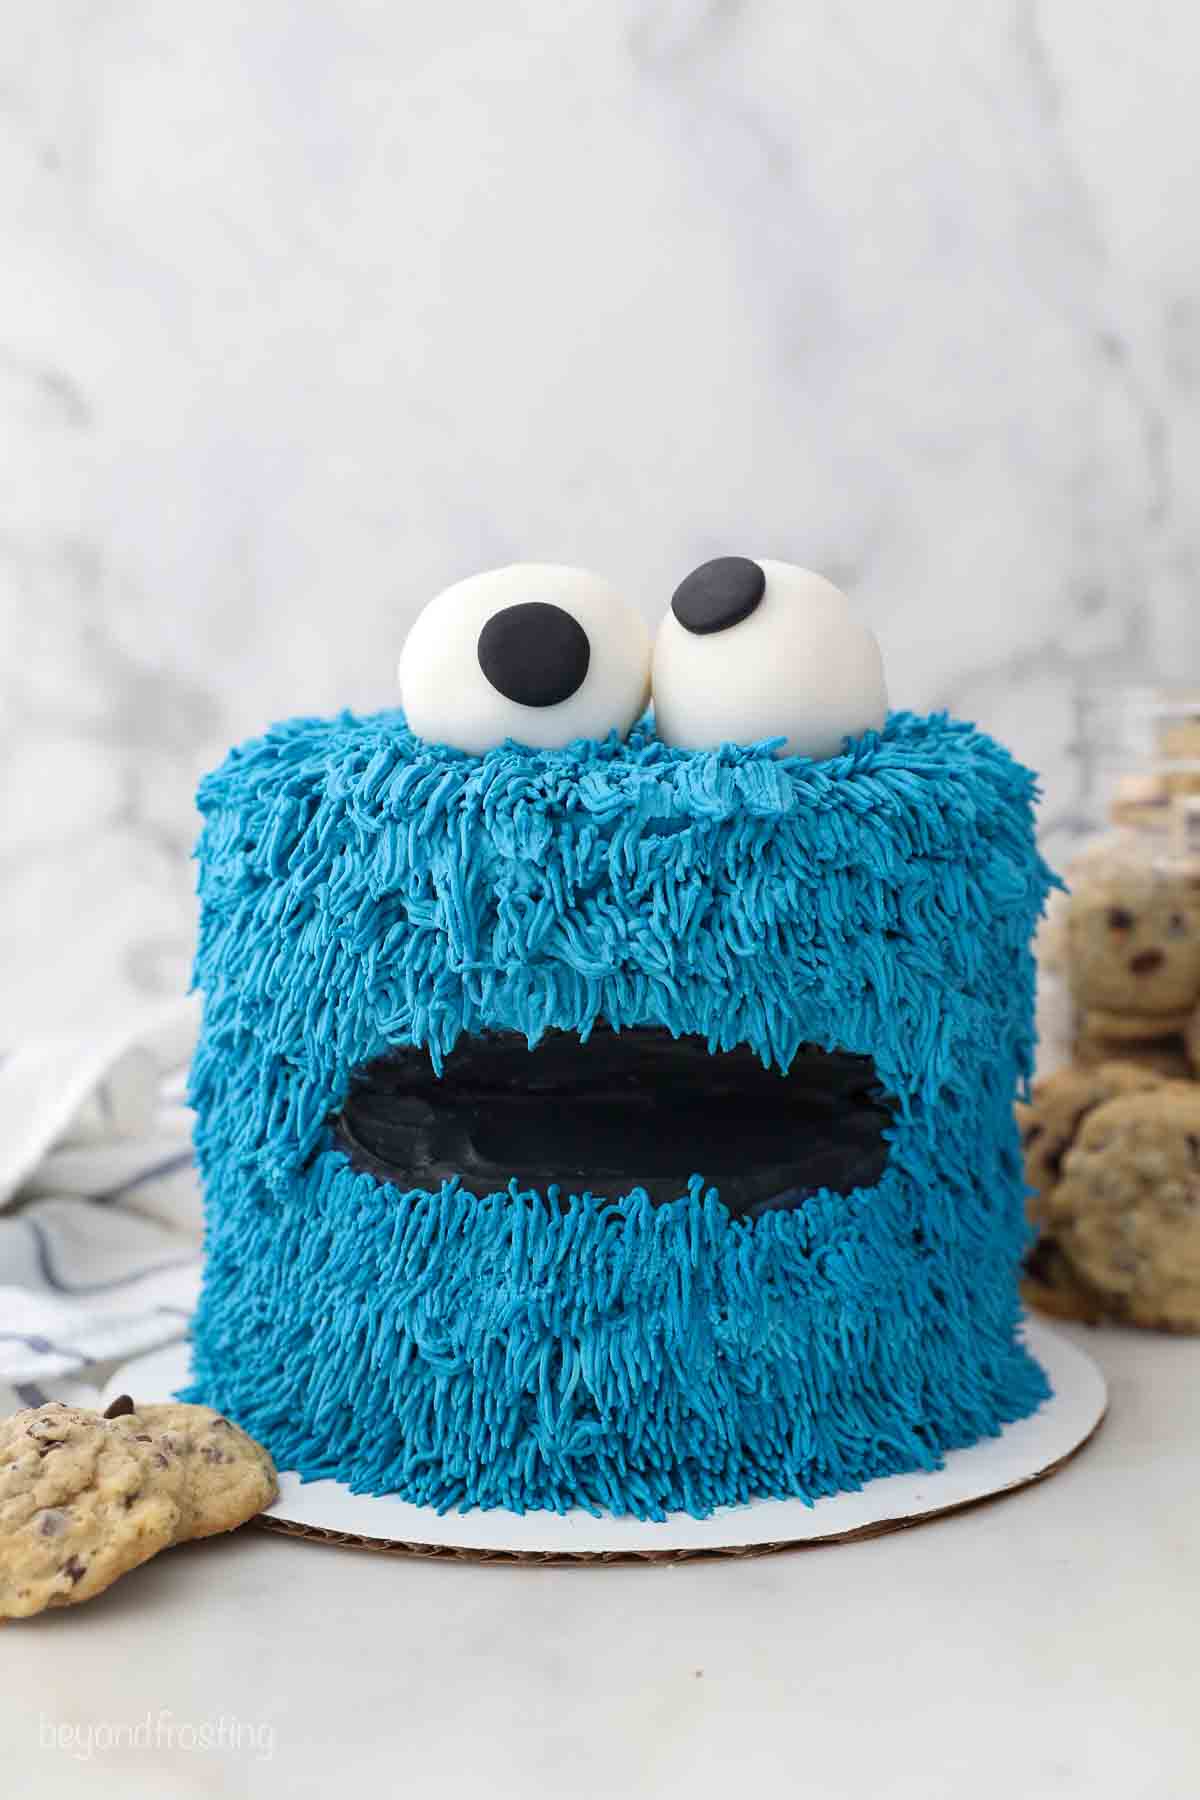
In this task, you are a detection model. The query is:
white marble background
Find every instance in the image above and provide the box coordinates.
[2,1,1198,1035]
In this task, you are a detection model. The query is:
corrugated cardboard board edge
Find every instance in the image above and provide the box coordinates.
[249,1405,1106,1566]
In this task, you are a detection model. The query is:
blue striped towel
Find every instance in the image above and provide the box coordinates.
[0,999,203,1415]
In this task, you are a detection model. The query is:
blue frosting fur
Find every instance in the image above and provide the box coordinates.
[184,711,1054,1518]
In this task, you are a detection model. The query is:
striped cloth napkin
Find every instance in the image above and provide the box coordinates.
[0,998,203,1416]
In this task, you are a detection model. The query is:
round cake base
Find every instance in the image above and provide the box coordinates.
[108,1319,1104,1564]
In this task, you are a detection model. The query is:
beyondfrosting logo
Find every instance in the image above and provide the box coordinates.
[39,1710,275,1763]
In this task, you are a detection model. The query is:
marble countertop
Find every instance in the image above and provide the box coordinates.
[5,1320,1196,1800]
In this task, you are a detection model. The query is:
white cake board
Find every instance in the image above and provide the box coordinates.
[106,1319,1105,1564]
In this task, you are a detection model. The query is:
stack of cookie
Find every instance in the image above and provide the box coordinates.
[1021,855,1200,1331]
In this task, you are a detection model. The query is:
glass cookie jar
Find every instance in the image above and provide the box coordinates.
[1037,684,1200,1079]
[1022,683,1200,1335]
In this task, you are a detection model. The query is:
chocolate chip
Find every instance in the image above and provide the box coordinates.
[124,1490,142,1509]
[1107,906,1135,931]
[38,1440,65,1457]
[151,1452,169,1469]
[61,1555,86,1586]
[133,1434,153,1443]
[102,1394,135,1420]
[200,1445,230,1464]
[1130,949,1165,976]
[37,1509,67,1537]
[212,1418,233,1430]
[1023,1234,1061,1283]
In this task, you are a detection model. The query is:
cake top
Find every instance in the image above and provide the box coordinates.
[203,700,1025,833]
[196,703,1051,1105]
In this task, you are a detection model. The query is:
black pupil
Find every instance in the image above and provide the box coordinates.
[477,602,590,708]
[671,557,766,635]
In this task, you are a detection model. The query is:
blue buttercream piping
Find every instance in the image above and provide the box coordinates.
[183,709,1055,1517]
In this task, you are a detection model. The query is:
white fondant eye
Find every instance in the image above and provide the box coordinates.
[398,564,652,754]
[651,558,889,759]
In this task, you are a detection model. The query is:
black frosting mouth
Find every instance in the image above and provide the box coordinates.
[333,1026,895,1219]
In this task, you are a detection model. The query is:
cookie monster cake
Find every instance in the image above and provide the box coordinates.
[184,558,1054,1519]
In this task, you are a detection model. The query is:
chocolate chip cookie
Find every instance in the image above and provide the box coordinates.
[0,1398,277,1619]
[1017,1061,1164,1213]
[1065,864,1200,1074]
[1017,1061,1170,1325]
[109,1402,277,1542]
[1048,1086,1200,1332]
